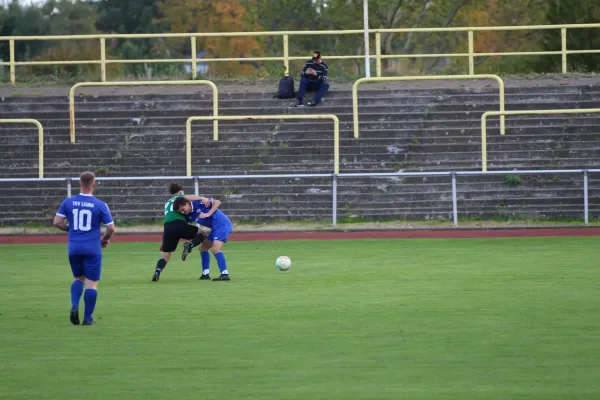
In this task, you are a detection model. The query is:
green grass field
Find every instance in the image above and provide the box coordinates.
[1,237,599,400]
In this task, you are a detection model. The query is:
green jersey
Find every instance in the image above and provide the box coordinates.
[163,194,186,223]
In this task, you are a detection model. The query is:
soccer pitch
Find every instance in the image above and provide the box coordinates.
[1,237,599,400]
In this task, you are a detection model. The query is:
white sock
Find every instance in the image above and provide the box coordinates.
[222,270,229,275]
[203,269,210,276]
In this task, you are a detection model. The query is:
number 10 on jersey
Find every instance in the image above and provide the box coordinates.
[72,209,92,231]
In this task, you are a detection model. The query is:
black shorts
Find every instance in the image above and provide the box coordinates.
[161,220,199,253]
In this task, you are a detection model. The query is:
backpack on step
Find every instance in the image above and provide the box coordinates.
[274,75,295,99]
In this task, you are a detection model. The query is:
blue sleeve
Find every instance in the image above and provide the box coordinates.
[56,199,68,217]
[192,200,212,212]
[101,202,114,225]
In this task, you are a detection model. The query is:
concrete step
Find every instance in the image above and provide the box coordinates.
[6,95,600,114]
[4,140,599,160]
[3,115,600,136]
[4,125,600,149]
[8,146,599,171]
[3,129,600,153]
[5,101,600,124]
[0,84,584,100]
[3,83,597,104]
[1,157,597,179]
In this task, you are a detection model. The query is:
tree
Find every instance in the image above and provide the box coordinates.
[0,1,49,63]
[313,0,476,75]
[155,0,263,76]
[28,0,104,78]
[241,0,322,75]
[95,0,163,76]
[538,0,600,72]
[309,0,551,76]
[464,0,549,74]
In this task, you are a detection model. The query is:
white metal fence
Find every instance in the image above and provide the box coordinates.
[0,169,596,227]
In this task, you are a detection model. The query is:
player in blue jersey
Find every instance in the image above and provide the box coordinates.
[53,171,115,326]
[152,184,207,282]
[173,196,233,281]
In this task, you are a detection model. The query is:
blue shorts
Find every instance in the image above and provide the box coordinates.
[69,254,102,281]
[207,221,232,243]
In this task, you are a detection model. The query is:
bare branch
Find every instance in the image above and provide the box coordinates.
[401,0,434,53]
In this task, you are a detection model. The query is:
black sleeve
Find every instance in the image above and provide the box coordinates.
[317,62,329,82]
[302,61,310,72]
[301,60,310,77]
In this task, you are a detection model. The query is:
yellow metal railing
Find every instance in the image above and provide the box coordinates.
[481,108,600,171]
[186,115,340,176]
[353,75,505,138]
[0,119,44,178]
[69,80,218,143]
[3,23,600,84]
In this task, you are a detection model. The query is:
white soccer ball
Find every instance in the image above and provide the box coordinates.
[276,256,291,271]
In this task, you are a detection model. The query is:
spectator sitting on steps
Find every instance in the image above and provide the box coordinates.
[292,50,330,107]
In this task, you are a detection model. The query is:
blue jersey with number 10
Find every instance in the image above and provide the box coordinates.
[56,193,114,255]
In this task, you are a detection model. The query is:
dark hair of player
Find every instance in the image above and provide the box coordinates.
[169,183,183,195]
[80,171,96,189]
[172,196,189,212]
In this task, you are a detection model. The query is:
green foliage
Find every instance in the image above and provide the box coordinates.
[537,0,600,73]
[94,166,110,175]
[241,0,328,77]
[95,0,167,77]
[504,174,523,186]
[0,1,49,62]
[242,0,320,60]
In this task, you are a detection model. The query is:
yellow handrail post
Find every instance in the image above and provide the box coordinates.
[0,119,44,177]
[186,118,192,176]
[468,30,474,75]
[191,37,197,80]
[353,74,505,138]
[212,90,219,141]
[561,28,568,74]
[481,113,488,172]
[187,115,340,176]
[283,34,289,75]
[375,31,382,77]
[481,108,600,171]
[9,39,15,86]
[100,37,106,82]
[69,80,219,143]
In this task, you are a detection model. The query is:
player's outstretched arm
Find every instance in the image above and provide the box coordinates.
[53,215,69,232]
[200,199,221,218]
[183,195,210,207]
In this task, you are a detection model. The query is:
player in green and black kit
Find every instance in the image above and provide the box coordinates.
[152,183,207,281]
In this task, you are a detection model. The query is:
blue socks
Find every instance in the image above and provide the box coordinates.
[201,251,211,275]
[71,282,99,323]
[201,251,228,275]
[83,289,98,322]
[70,280,84,308]
[215,252,228,274]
